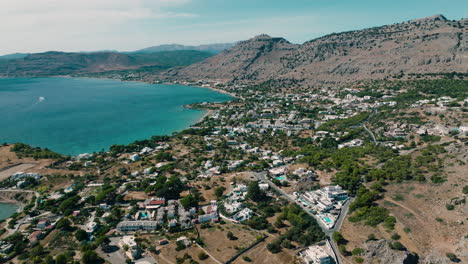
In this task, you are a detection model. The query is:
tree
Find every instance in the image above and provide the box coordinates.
[44,255,55,264]
[55,254,68,264]
[75,229,88,241]
[246,181,266,202]
[82,250,101,264]
[332,231,346,245]
[198,252,208,260]
[30,245,44,257]
[214,187,225,198]
[56,218,72,231]
[266,239,281,253]
[180,195,198,209]
[227,231,236,240]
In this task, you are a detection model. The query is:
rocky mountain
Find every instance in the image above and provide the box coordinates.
[134,43,235,54]
[164,34,299,82]
[364,240,418,264]
[0,50,214,77]
[161,15,467,85]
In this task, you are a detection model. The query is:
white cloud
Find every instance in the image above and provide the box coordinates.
[0,0,195,54]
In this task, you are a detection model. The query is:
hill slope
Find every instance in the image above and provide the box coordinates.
[0,50,214,77]
[161,15,467,85]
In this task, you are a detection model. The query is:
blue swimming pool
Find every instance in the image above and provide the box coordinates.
[275,176,286,180]
[323,216,332,223]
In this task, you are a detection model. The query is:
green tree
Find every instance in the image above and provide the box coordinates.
[75,229,88,241]
[55,254,68,264]
[227,231,236,240]
[56,218,72,231]
[246,181,266,202]
[180,194,198,209]
[214,187,225,198]
[198,252,208,260]
[82,250,101,264]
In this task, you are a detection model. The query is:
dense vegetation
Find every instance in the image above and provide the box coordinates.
[11,143,63,159]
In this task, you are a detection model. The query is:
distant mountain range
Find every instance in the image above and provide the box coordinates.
[0,53,30,60]
[133,43,235,54]
[161,14,467,85]
[0,50,214,77]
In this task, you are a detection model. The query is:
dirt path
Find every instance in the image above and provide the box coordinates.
[196,244,222,264]
[383,198,425,226]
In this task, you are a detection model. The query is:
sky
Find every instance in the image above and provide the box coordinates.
[1,0,467,55]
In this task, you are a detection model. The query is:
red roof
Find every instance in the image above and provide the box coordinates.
[149,200,164,205]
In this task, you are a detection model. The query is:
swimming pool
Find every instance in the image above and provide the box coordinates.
[275,176,286,180]
[141,212,149,218]
[323,216,332,223]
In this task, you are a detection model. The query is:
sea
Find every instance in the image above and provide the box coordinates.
[0,77,232,155]
[0,202,18,220]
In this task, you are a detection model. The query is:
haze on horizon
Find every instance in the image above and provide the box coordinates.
[1,0,467,55]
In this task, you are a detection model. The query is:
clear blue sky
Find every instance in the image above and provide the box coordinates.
[1,0,467,54]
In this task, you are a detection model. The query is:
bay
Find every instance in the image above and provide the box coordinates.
[0,77,231,155]
[0,202,18,220]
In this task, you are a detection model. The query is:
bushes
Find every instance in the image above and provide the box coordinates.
[349,206,394,228]
[351,247,364,256]
[266,239,282,253]
[446,252,461,263]
[446,204,455,210]
[332,232,346,245]
[198,252,208,260]
[246,216,269,230]
[389,241,405,251]
[11,143,63,159]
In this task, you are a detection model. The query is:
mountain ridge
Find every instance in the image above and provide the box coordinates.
[158,14,467,86]
[0,50,214,77]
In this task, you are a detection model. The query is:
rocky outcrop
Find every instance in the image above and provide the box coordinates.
[363,239,418,264]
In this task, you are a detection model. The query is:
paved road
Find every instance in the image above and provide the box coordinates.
[252,171,350,264]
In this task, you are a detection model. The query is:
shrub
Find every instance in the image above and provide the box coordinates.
[390,241,405,251]
[391,233,401,240]
[198,252,208,260]
[354,257,364,263]
[351,247,364,256]
[266,240,282,253]
[242,256,252,262]
[446,204,455,210]
[446,252,460,262]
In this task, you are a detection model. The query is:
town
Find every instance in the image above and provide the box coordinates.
[1,77,467,264]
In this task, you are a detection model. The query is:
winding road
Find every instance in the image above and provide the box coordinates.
[252,171,352,264]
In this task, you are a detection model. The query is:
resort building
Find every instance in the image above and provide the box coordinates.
[116,221,158,232]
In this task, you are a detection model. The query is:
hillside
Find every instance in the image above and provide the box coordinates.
[0,50,214,77]
[160,15,467,85]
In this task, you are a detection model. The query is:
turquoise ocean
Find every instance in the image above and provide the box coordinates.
[0,77,231,155]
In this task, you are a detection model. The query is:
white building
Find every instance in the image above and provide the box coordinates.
[300,245,331,264]
[116,221,158,232]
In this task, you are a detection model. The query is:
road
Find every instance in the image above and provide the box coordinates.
[252,171,351,264]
